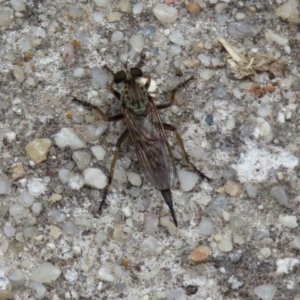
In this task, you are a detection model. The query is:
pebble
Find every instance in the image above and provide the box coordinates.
[4,224,16,237]
[215,3,228,14]
[50,226,62,239]
[265,30,289,46]
[54,128,86,150]
[254,118,273,143]
[10,0,25,12]
[270,186,291,208]
[178,169,199,192]
[244,183,258,198]
[160,216,176,234]
[73,68,85,78]
[187,2,201,14]
[93,0,111,6]
[107,12,123,22]
[94,232,107,246]
[0,178,11,195]
[99,264,115,282]
[83,168,107,189]
[27,178,47,196]
[111,31,124,43]
[228,22,258,38]
[188,246,211,263]
[166,289,186,300]
[293,236,300,249]
[141,236,164,254]
[72,151,91,170]
[25,138,52,163]
[91,67,109,86]
[31,263,61,283]
[129,34,144,52]
[8,271,25,287]
[153,4,178,24]
[48,193,62,203]
[224,180,243,197]
[254,284,277,300]
[19,191,34,207]
[198,54,211,67]
[133,3,144,15]
[91,145,106,160]
[30,281,47,299]
[60,43,75,64]
[69,5,82,18]
[116,0,131,13]
[127,172,142,187]
[218,238,233,252]
[229,215,244,231]
[206,194,227,216]
[183,59,200,68]
[0,7,14,27]
[144,213,159,235]
[169,30,185,46]
[275,0,300,24]
[260,247,271,258]
[233,233,244,245]
[199,216,214,236]
[276,258,299,274]
[199,194,212,206]
[25,77,36,86]
[48,209,66,223]
[235,12,245,20]
[62,221,79,235]
[68,174,84,190]
[200,69,215,80]
[13,65,25,83]
[278,215,298,228]
[92,12,104,23]
[168,44,182,57]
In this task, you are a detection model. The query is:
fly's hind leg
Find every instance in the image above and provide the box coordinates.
[162,123,210,181]
[99,129,130,213]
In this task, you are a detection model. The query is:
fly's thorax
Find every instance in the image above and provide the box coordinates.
[121,80,149,115]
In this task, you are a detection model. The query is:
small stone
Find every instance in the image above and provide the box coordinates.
[266,30,289,46]
[183,59,200,68]
[60,43,75,64]
[235,12,245,20]
[229,215,244,231]
[95,232,107,246]
[278,215,298,228]
[91,145,106,160]
[260,247,271,258]
[19,191,34,207]
[188,246,211,263]
[30,281,47,299]
[8,271,25,288]
[200,69,215,80]
[233,233,245,245]
[166,289,186,300]
[10,162,25,180]
[68,174,84,190]
[25,138,52,163]
[54,128,86,150]
[73,68,85,78]
[25,77,36,87]
[9,203,26,218]
[92,12,104,23]
[72,151,91,170]
[48,193,62,203]
[116,0,131,13]
[169,30,185,46]
[218,238,233,252]
[168,44,182,57]
[69,5,82,18]
[99,264,115,282]
[293,236,300,249]
[224,180,243,197]
[27,178,47,196]
[0,178,11,195]
[13,65,25,83]
[133,3,144,15]
[198,216,214,236]
[270,186,291,208]
[10,0,25,12]
[275,0,300,24]
[228,22,258,38]
[129,34,144,52]
[205,194,227,216]
[0,7,14,27]
[141,236,164,254]
[276,258,299,274]
[215,3,228,14]
[144,213,159,235]
[62,221,79,235]
[178,169,199,192]
[257,106,272,118]
[187,2,201,14]
[4,224,16,237]
[50,226,62,239]
[128,172,142,187]
[83,168,107,189]
[254,118,273,143]
[107,12,123,22]
[93,0,111,6]
[254,284,277,300]
[198,54,211,67]
[153,4,178,24]
[31,263,61,283]
[111,31,124,43]
[160,215,176,234]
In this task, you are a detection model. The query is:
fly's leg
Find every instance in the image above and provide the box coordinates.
[100,129,130,212]
[163,123,210,181]
[72,97,124,122]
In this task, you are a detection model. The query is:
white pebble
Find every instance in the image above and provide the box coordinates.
[73,68,85,78]
[144,213,159,235]
[169,30,185,46]
[98,264,115,282]
[218,237,233,252]
[168,44,182,57]
[25,77,36,86]
[278,215,298,228]
[86,123,108,140]
[260,247,271,258]
[121,206,131,218]
[254,284,277,300]
[54,128,86,150]
[68,174,84,190]
[141,236,164,254]
[128,172,142,187]
[33,27,46,39]
[133,3,144,15]
[198,54,211,67]
[254,117,273,143]
[111,31,124,43]
[4,224,16,237]
[31,263,61,283]
[69,5,82,18]
[0,7,14,27]
[27,178,47,196]
[199,216,214,236]
[257,106,272,118]
[276,258,299,274]
[129,34,144,52]
[92,12,104,23]
[0,177,11,194]
[91,145,106,160]
[153,4,178,24]
[13,65,25,83]
[83,168,107,189]
[19,191,35,207]
[178,169,199,192]
[200,69,215,80]
[266,30,289,46]
[72,151,91,170]
[93,0,111,6]
[30,282,47,299]
[277,112,285,123]
[58,169,71,184]
[60,43,75,64]
[10,0,25,12]
[235,12,245,20]
[91,67,109,86]
[293,236,300,249]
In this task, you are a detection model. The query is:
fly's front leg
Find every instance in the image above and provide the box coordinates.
[163,123,210,181]
[99,129,130,212]
[72,97,124,122]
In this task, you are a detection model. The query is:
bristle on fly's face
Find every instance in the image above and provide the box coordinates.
[161,189,178,227]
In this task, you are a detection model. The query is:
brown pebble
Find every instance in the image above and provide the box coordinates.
[224,180,243,197]
[187,2,201,14]
[11,162,25,180]
[188,246,211,263]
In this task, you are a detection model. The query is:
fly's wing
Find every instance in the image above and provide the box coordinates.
[122,100,176,191]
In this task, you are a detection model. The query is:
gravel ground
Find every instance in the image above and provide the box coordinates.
[1,0,300,299]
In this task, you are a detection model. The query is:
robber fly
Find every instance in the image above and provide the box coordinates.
[74,58,209,227]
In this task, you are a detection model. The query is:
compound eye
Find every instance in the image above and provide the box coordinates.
[114,71,126,84]
[130,67,143,78]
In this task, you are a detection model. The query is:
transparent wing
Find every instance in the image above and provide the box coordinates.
[122,100,176,191]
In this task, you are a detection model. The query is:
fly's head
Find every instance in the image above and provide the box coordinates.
[113,67,143,84]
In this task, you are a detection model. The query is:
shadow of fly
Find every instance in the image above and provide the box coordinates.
[73,57,210,227]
